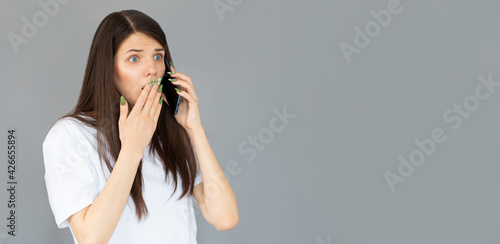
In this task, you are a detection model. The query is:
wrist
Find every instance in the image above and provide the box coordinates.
[186,126,205,138]
[120,144,144,162]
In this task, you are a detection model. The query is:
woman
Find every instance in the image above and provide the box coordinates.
[42,9,238,244]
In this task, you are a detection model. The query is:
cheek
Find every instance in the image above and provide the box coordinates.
[113,66,124,94]
[116,67,138,89]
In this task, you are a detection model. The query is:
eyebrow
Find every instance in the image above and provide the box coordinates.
[125,48,165,54]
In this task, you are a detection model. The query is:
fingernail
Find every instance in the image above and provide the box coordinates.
[160,96,163,104]
[175,88,181,93]
[158,84,163,93]
[168,78,176,82]
[149,80,155,87]
[120,96,125,105]
[156,77,162,85]
[170,61,175,70]
[167,71,175,75]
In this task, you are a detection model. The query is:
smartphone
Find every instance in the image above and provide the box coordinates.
[161,59,181,115]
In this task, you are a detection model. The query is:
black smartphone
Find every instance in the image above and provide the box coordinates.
[162,59,181,115]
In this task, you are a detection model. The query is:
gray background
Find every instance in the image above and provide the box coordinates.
[1,0,500,243]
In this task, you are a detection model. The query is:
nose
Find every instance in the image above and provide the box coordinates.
[145,57,158,79]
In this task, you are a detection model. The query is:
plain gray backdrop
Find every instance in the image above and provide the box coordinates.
[1,0,500,243]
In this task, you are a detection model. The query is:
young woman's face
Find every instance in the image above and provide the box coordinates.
[114,32,166,108]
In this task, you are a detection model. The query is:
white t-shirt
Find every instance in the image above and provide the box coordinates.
[42,115,203,244]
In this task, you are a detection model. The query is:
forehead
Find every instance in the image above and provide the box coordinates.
[117,32,162,52]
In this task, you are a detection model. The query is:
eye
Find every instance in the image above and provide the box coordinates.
[154,54,162,60]
[129,56,139,62]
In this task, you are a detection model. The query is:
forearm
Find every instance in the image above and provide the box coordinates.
[188,127,238,227]
[81,147,142,243]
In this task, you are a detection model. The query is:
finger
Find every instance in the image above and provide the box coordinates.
[170,78,197,100]
[142,79,160,117]
[119,95,128,139]
[154,93,163,124]
[131,81,153,116]
[150,83,163,118]
[175,87,197,107]
[169,72,192,85]
[170,63,176,73]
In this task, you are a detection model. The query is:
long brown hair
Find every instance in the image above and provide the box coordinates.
[56,9,198,221]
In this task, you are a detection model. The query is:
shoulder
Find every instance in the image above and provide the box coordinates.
[42,115,100,172]
[43,115,94,147]
[45,117,80,139]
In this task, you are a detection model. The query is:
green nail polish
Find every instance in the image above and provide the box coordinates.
[169,61,175,70]
[149,80,154,87]
[168,78,176,82]
[160,97,163,104]
[167,71,175,75]
[175,88,181,93]
[120,96,125,105]
[156,78,162,85]
[158,84,163,93]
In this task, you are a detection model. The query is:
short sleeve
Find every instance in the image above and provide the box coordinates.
[43,119,99,229]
